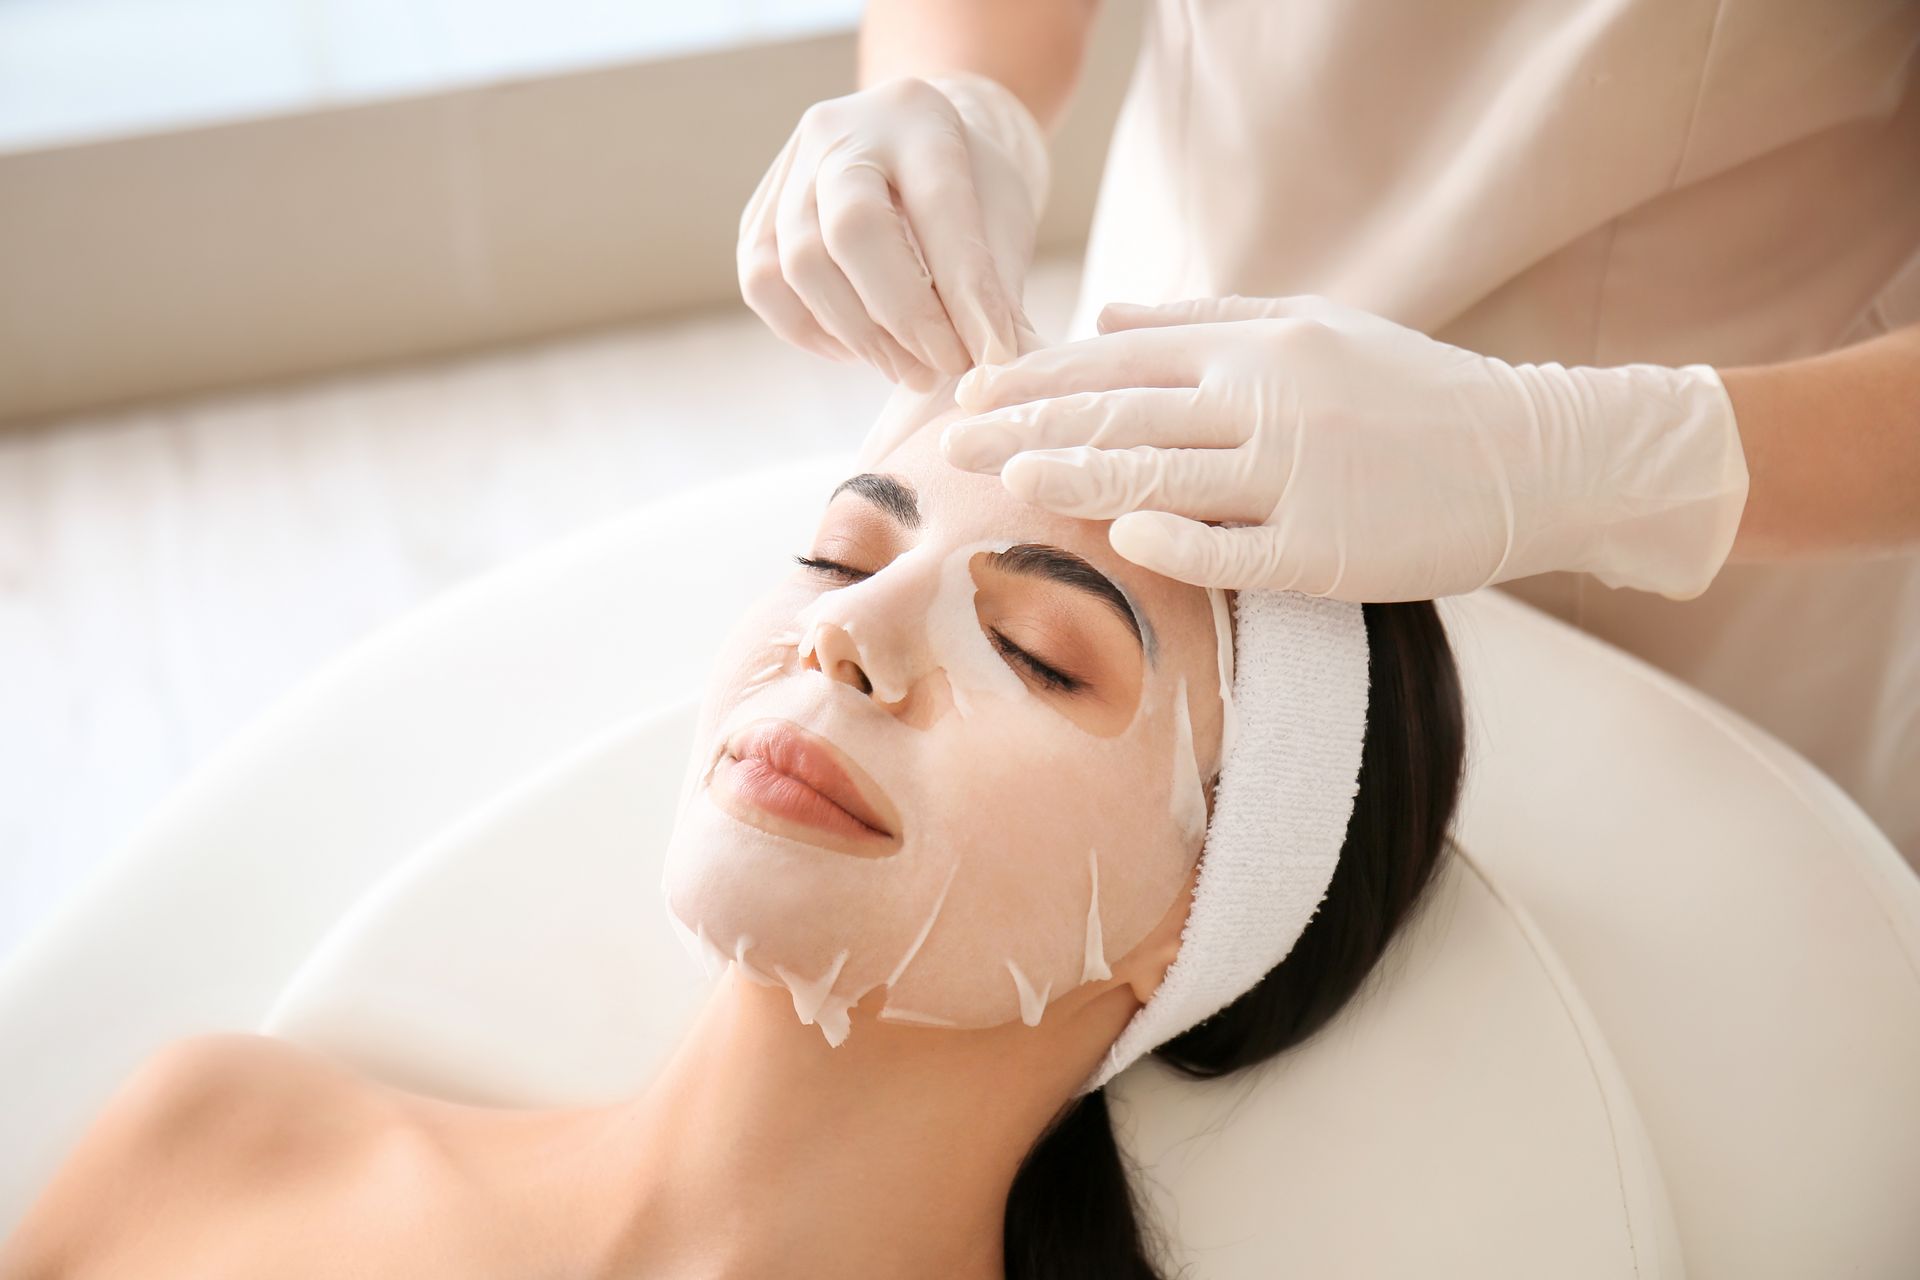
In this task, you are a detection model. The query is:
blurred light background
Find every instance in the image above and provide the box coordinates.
[0,0,1141,964]
[0,0,863,151]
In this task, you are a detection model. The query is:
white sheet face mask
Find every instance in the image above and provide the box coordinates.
[661,413,1227,1045]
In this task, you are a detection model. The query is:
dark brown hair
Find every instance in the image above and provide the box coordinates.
[1003,600,1467,1277]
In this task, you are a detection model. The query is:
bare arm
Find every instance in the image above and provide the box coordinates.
[859,0,1101,131]
[1721,323,1920,561]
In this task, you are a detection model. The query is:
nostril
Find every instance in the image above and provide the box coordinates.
[808,622,877,697]
[837,661,873,696]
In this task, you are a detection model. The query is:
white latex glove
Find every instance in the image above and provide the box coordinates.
[941,295,1751,602]
[737,72,1050,388]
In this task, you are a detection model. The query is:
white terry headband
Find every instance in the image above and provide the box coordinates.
[1079,587,1371,1095]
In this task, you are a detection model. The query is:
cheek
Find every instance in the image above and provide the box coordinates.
[927,694,1200,900]
[907,661,1206,866]
[871,689,1205,1024]
[704,584,813,699]
[683,585,817,791]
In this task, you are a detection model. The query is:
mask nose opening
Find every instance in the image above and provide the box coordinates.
[801,620,876,697]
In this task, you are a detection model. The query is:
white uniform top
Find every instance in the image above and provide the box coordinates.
[1073,0,1920,863]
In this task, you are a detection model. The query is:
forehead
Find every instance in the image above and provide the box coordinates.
[871,407,1220,676]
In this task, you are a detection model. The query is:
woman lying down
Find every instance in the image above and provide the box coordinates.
[1,385,1465,1279]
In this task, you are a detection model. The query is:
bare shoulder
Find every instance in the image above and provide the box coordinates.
[0,1034,415,1276]
[78,1033,389,1177]
[113,1032,356,1130]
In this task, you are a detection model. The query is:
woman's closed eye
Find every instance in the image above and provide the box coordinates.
[987,629,1083,692]
[792,553,868,582]
[790,553,1085,695]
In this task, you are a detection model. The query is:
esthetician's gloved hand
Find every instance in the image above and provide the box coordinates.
[738,72,1050,388]
[941,294,1752,602]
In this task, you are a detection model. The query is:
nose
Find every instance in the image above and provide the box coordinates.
[792,546,945,709]
[804,621,874,696]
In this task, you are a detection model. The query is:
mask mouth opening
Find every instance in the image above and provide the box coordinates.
[726,717,902,839]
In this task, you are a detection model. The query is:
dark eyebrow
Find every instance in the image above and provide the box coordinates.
[830,473,920,528]
[823,477,1151,656]
[991,543,1150,656]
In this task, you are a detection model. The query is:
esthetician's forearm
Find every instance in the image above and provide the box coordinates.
[859,0,1101,132]
[1719,322,1920,561]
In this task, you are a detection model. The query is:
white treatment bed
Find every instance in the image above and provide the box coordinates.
[1,454,1916,1277]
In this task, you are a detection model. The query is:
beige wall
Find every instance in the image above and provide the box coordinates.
[0,6,1142,427]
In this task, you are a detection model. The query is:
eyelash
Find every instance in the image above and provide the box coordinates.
[791,554,1084,694]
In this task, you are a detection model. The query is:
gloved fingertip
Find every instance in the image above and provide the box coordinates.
[982,267,1024,345]
[954,364,996,410]
[941,418,1020,473]
[933,349,974,378]
[1107,510,1219,585]
[1095,302,1146,334]
[1107,508,1180,559]
[1003,451,1104,515]
[913,318,973,376]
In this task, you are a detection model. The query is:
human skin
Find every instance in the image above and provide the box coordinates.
[666,399,1229,1034]
[1719,323,1920,561]
[860,0,1099,131]
[0,408,1227,1280]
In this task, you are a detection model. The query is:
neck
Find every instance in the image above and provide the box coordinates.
[556,965,1129,1280]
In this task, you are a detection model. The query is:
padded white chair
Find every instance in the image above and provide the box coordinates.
[2,454,1916,1277]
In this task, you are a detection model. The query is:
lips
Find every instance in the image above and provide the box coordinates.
[724,718,901,840]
